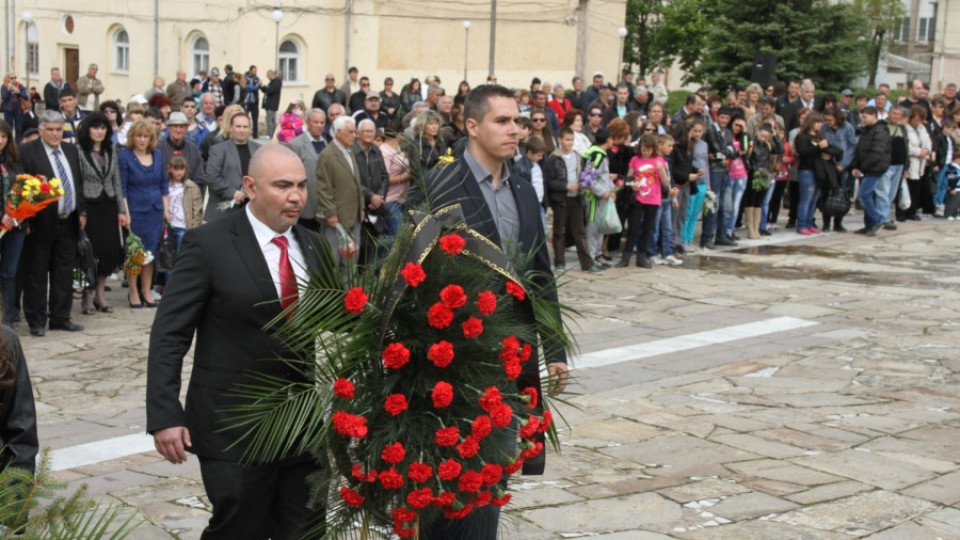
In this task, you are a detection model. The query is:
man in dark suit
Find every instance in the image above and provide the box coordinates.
[410,84,570,540]
[204,112,261,221]
[42,67,66,112]
[147,144,326,540]
[260,69,282,141]
[283,108,326,231]
[19,110,85,336]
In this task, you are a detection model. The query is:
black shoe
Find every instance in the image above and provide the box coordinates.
[49,320,84,332]
[599,254,614,262]
[909,215,922,221]
[785,220,796,229]
[715,238,737,246]
[615,257,631,268]
[636,256,652,269]
[29,326,45,337]
[673,244,685,254]
[833,225,847,233]
[143,301,159,309]
[701,242,716,250]
[730,233,741,241]
[866,224,881,236]
[854,227,868,235]
[883,222,898,230]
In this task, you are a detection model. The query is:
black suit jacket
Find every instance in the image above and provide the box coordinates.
[18,139,84,233]
[146,210,326,461]
[411,155,568,475]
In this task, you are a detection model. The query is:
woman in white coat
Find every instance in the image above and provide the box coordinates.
[900,105,932,221]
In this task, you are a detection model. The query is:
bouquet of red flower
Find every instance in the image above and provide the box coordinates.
[230,204,573,539]
[0,174,64,238]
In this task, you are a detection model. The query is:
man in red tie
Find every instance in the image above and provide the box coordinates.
[146,144,329,539]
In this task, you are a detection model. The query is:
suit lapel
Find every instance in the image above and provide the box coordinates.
[510,177,536,252]
[458,167,501,246]
[230,212,281,313]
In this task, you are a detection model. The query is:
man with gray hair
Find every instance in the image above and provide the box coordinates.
[166,70,190,111]
[284,108,327,231]
[426,84,444,110]
[76,63,104,111]
[316,116,364,267]
[403,101,430,139]
[352,119,389,260]
[631,85,650,114]
[649,72,668,106]
[19,110,85,336]
[43,67,66,112]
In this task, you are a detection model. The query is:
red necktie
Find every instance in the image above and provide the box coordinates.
[271,236,298,315]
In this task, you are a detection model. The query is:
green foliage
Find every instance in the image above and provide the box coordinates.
[852,0,907,86]
[665,90,691,115]
[658,0,870,90]
[0,450,139,539]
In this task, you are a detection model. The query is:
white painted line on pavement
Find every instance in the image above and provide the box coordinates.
[47,316,817,472]
[50,433,156,472]
[574,316,818,370]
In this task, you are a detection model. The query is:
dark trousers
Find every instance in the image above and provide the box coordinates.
[622,203,659,259]
[0,227,26,325]
[422,505,501,540]
[898,178,923,220]
[788,180,799,224]
[768,181,787,224]
[21,217,78,329]
[551,197,593,270]
[245,102,260,138]
[198,456,323,540]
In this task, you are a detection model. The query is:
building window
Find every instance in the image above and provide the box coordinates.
[113,29,129,72]
[278,40,299,82]
[918,18,929,42]
[191,36,209,77]
[898,17,910,42]
[25,24,38,77]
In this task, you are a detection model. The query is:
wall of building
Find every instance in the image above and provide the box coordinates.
[1,0,626,110]
[931,0,960,92]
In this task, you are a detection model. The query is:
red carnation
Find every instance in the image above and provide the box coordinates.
[381,442,407,464]
[492,494,512,507]
[432,381,454,409]
[393,524,416,539]
[443,502,474,520]
[384,394,409,416]
[407,462,432,483]
[504,359,522,380]
[379,467,405,489]
[433,491,456,507]
[490,403,513,428]
[39,183,51,194]
[344,287,368,313]
[457,436,480,458]
[406,487,434,509]
[471,415,492,439]
[506,280,525,301]
[392,507,418,523]
[476,290,497,316]
[505,458,524,474]
[439,284,468,309]
[478,386,502,413]
[457,470,484,493]
[351,463,377,483]
[382,342,410,370]
[521,442,544,460]
[333,378,355,399]
[520,387,539,409]
[461,316,484,339]
[437,458,462,480]
[340,486,365,507]
[439,233,466,255]
[427,302,455,329]
[435,426,460,446]
[539,410,553,433]
[519,415,541,438]
[401,262,427,287]
[500,335,520,362]
[481,464,503,486]
[427,341,455,368]
[519,343,533,362]
[474,491,493,507]
[332,411,368,438]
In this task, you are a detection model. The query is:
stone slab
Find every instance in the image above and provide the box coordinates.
[520,492,682,532]
[773,490,938,536]
[707,491,799,521]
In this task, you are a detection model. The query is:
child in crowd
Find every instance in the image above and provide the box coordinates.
[618,134,669,268]
[681,122,708,254]
[649,134,682,265]
[934,121,957,217]
[116,102,144,147]
[165,155,203,253]
[583,128,616,267]
[276,100,305,142]
[545,128,599,273]
[767,124,793,232]
[516,116,533,158]
[514,136,547,226]
[945,150,960,220]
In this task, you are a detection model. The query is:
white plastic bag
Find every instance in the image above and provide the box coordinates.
[898,178,911,210]
[595,199,622,235]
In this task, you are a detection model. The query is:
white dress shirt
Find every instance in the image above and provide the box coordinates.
[245,205,307,298]
[42,141,77,215]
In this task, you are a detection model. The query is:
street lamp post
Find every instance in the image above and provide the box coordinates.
[22,10,32,90]
[617,27,628,82]
[463,20,471,83]
[271,4,284,73]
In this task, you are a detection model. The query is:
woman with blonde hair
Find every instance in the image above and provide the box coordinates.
[742,83,763,119]
[119,119,169,308]
[413,110,446,169]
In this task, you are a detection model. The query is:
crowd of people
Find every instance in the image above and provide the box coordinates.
[0,60,958,337]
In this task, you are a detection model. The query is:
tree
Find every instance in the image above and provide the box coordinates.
[666,0,869,90]
[623,0,706,78]
[852,0,906,86]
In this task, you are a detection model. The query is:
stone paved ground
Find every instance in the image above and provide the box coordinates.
[22,214,960,539]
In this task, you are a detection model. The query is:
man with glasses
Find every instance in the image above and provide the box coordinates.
[312,74,347,115]
[160,112,205,190]
[584,106,603,143]
[348,76,371,115]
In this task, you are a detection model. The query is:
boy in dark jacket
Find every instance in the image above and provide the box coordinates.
[850,107,892,235]
[544,128,600,273]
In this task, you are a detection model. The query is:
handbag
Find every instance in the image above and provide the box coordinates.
[76,230,97,290]
[820,187,851,217]
[898,178,911,210]
[595,199,623,235]
[154,224,177,273]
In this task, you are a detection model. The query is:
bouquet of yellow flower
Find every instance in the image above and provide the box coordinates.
[123,231,154,278]
[0,174,64,238]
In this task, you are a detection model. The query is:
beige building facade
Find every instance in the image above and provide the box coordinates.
[931,0,960,92]
[2,0,627,109]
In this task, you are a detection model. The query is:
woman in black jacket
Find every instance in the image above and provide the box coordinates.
[794,112,829,234]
